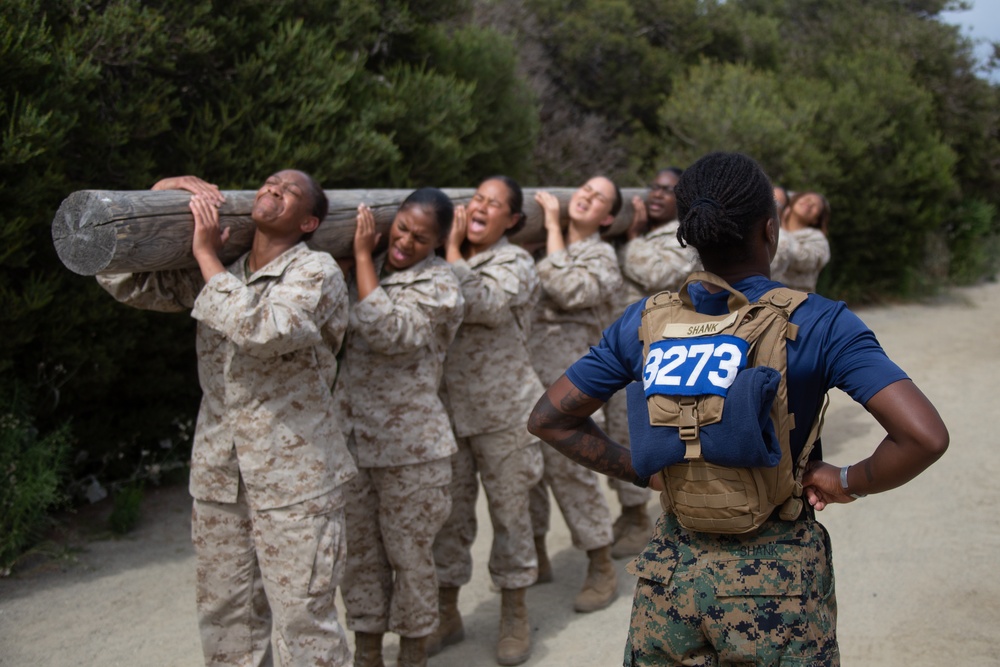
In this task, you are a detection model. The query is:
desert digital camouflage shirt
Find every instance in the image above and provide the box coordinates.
[615,220,701,316]
[443,237,545,438]
[97,243,356,510]
[529,232,623,386]
[770,227,831,292]
[337,253,464,468]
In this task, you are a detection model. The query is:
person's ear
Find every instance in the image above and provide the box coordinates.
[765,217,779,245]
[300,215,320,235]
[765,217,780,260]
[600,213,615,228]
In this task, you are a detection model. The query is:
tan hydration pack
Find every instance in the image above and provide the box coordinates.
[638,271,827,535]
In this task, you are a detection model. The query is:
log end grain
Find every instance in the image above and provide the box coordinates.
[51,191,119,276]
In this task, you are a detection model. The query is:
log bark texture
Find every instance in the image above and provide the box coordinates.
[52,187,647,276]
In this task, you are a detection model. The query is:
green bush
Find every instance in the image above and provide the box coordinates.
[946,199,1000,285]
[109,483,144,536]
[0,394,70,574]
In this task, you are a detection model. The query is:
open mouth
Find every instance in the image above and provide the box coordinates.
[390,245,410,264]
[468,218,488,235]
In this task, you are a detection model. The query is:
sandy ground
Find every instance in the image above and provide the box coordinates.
[2,281,1000,667]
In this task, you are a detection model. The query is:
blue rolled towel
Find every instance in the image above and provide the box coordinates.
[626,365,782,478]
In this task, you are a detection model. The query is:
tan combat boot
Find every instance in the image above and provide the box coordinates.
[533,535,553,584]
[496,587,531,666]
[354,632,385,667]
[573,545,618,613]
[425,586,465,656]
[610,504,653,559]
[397,636,428,667]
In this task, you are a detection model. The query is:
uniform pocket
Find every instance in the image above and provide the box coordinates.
[710,557,802,597]
[307,510,345,596]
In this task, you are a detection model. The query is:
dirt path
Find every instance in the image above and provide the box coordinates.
[2,281,999,667]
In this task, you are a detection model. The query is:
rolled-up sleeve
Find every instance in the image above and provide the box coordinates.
[96,269,203,312]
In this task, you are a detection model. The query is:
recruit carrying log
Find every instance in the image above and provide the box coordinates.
[51,187,647,276]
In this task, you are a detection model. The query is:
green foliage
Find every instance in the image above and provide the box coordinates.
[420,25,540,183]
[0,391,70,573]
[491,0,998,301]
[109,483,144,535]
[657,61,832,186]
[945,199,1000,285]
[807,49,958,300]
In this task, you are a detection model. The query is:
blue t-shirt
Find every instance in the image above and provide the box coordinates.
[566,276,909,459]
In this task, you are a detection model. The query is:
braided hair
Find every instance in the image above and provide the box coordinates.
[675,152,776,264]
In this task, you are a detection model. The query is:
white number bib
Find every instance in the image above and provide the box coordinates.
[642,334,749,398]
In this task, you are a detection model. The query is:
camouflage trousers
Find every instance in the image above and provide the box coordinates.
[529,439,614,552]
[433,426,544,590]
[191,483,351,667]
[342,458,452,638]
[624,511,839,666]
[604,388,653,509]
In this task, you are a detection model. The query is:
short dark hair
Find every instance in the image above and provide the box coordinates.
[400,187,454,241]
[297,170,327,242]
[657,166,684,179]
[674,152,775,263]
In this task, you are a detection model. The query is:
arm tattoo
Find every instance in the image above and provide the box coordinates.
[530,389,640,484]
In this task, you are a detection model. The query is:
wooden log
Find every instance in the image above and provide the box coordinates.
[52,187,647,276]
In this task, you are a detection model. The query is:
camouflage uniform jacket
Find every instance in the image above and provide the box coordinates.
[443,237,544,438]
[530,232,623,386]
[770,226,831,292]
[97,243,356,510]
[338,253,464,468]
[614,220,700,317]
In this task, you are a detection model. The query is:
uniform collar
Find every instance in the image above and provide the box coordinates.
[240,242,311,282]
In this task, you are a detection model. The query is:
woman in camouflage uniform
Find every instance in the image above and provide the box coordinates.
[337,188,465,667]
[770,191,831,292]
[527,176,622,614]
[430,176,545,666]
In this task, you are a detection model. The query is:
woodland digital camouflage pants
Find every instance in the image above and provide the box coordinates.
[191,484,351,667]
[434,426,544,590]
[342,458,452,638]
[624,512,839,666]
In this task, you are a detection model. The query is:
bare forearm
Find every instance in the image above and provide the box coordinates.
[528,377,644,485]
[194,251,226,283]
[803,380,948,509]
[355,253,379,301]
[545,225,566,256]
[845,433,945,496]
[849,380,948,495]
